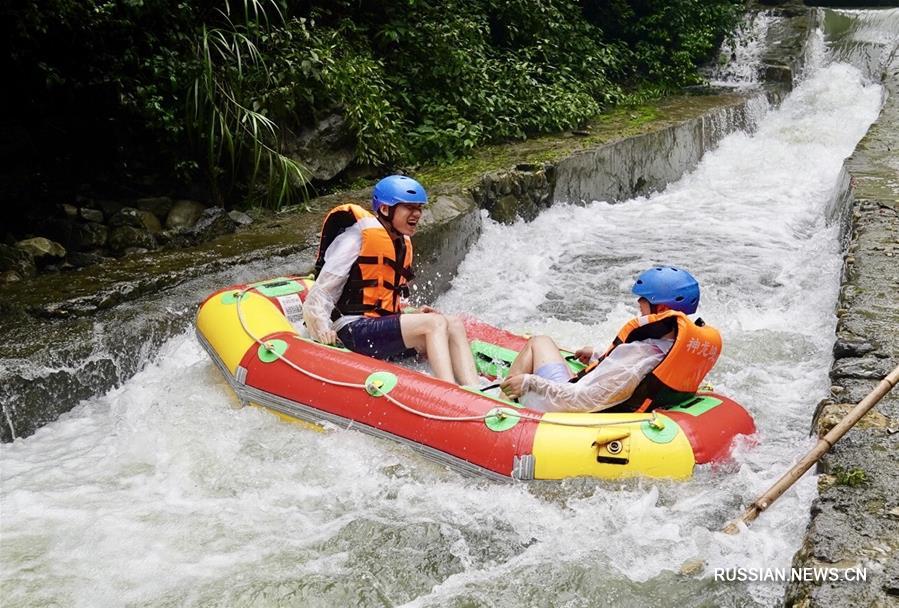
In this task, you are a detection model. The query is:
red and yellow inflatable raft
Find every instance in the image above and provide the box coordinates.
[195,276,756,481]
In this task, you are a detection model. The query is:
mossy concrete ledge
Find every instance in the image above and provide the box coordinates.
[784,50,899,608]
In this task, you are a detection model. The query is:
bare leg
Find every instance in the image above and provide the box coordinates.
[508,335,566,376]
[445,315,480,386]
[399,313,456,383]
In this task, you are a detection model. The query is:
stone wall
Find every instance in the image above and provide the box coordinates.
[784,46,899,608]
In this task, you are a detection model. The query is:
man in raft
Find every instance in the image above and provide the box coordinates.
[500,266,721,413]
[303,175,481,386]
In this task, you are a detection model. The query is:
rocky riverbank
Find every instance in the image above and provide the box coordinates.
[785,42,899,608]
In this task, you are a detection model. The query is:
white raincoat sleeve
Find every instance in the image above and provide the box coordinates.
[302,225,362,342]
[519,339,673,413]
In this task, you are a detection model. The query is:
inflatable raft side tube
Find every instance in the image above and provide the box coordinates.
[196,329,515,481]
[663,393,756,464]
[235,330,541,478]
[196,288,296,375]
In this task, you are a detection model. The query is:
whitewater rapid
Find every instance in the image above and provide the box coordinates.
[1,13,889,608]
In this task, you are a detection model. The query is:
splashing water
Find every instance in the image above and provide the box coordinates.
[1,28,887,608]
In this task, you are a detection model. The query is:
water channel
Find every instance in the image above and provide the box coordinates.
[2,8,895,608]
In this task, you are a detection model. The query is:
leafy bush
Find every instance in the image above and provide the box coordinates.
[583,0,743,88]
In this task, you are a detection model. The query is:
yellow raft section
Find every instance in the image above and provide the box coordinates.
[196,278,697,480]
[531,411,695,480]
[197,290,295,374]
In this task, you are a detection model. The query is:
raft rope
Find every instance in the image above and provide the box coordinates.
[233,286,662,430]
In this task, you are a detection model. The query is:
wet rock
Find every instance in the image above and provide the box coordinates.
[228,210,254,226]
[190,207,237,241]
[68,251,107,268]
[107,225,156,254]
[284,113,354,181]
[0,243,37,277]
[833,336,879,358]
[61,203,78,219]
[133,197,174,222]
[831,356,894,380]
[763,62,793,85]
[165,199,206,230]
[43,262,74,272]
[78,207,104,223]
[138,210,162,234]
[75,222,108,250]
[679,559,706,576]
[473,166,554,224]
[108,207,146,229]
[16,237,66,261]
[93,199,125,218]
[493,194,523,224]
[814,403,895,436]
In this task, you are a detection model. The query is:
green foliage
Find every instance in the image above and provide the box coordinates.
[4,0,744,213]
[583,0,744,89]
[833,466,868,487]
[188,1,310,207]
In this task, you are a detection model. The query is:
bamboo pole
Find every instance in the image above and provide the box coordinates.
[724,363,899,534]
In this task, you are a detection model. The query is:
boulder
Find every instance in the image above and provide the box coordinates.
[61,203,78,219]
[190,207,237,241]
[133,197,174,222]
[0,243,36,277]
[228,210,254,226]
[165,200,207,230]
[0,270,22,283]
[137,210,162,234]
[93,199,126,219]
[109,207,161,233]
[16,237,66,260]
[107,225,156,254]
[284,113,355,181]
[78,207,105,223]
[109,207,147,229]
[75,222,108,250]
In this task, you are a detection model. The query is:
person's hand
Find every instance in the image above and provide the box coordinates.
[574,346,594,363]
[419,305,438,314]
[305,317,337,345]
[500,374,527,400]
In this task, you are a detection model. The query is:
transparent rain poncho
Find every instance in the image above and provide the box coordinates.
[520,338,673,413]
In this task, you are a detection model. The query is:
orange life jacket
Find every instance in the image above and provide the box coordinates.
[312,204,414,318]
[575,310,722,413]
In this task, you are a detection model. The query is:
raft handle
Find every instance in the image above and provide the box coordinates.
[595,456,628,466]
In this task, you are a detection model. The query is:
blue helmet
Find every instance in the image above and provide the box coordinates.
[632,266,700,314]
[372,175,428,213]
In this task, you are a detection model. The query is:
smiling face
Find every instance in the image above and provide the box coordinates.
[382,203,424,236]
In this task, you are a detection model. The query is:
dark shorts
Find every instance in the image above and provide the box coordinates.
[337,315,417,361]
